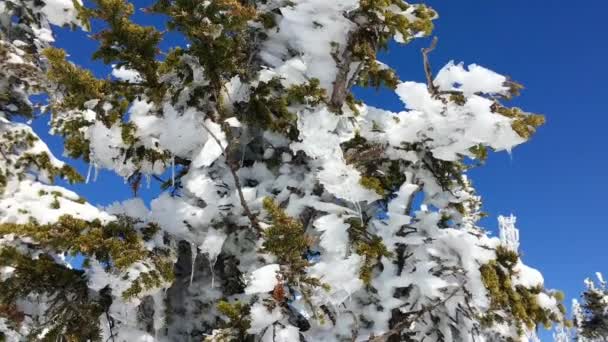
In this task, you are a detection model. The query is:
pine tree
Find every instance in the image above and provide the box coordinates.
[1,0,568,341]
[573,274,608,341]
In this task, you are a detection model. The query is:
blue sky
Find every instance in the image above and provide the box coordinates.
[32,0,607,338]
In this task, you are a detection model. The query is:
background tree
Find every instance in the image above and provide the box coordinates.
[572,274,608,341]
[0,0,568,341]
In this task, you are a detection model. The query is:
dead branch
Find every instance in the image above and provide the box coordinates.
[422,37,439,95]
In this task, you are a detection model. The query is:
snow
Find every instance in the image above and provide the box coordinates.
[182,172,221,204]
[313,214,350,257]
[244,264,280,294]
[388,82,525,161]
[316,158,381,203]
[224,117,242,128]
[106,198,150,218]
[149,193,213,241]
[262,0,358,90]
[112,65,143,83]
[0,180,114,225]
[160,105,207,158]
[200,228,226,261]
[2,0,561,340]
[0,266,15,281]
[192,120,226,168]
[193,130,224,167]
[41,0,82,27]
[222,76,250,111]
[273,324,300,342]
[200,228,227,287]
[86,121,136,177]
[513,261,545,288]
[434,62,508,96]
[309,254,363,305]
[0,318,22,341]
[536,292,557,311]
[291,107,345,159]
[261,324,300,342]
[248,302,283,334]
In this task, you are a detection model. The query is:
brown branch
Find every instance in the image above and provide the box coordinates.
[200,121,262,234]
[422,37,439,95]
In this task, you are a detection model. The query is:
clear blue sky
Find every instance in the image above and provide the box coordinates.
[33,0,607,338]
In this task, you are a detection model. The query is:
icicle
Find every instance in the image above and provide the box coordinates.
[93,161,99,182]
[355,201,363,224]
[209,258,216,288]
[190,243,197,286]
[200,229,227,288]
[171,155,175,188]
[85,162,93,184]
[506,147,514,162]
[240,145,246,168]
[152,289,165,339]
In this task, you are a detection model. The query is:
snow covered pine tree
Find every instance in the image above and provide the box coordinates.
[571,273,608,341]
[0,0,569,341]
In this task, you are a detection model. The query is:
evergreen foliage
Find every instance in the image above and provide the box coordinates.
[573,274,608,341]
[0,0,567,341]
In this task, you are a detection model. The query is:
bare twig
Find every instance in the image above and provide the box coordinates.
[422,37,439,95]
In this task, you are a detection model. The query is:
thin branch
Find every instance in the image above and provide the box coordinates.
[346,61,364,90]
[0,145,9,161]
[200,121,262,234]
[422,37,439,95]
[152,174,166,184]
